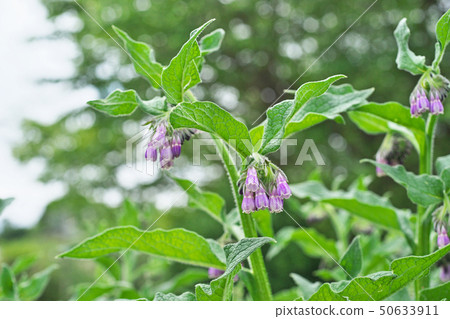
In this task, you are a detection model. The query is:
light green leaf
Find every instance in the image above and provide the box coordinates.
[154,291,196,301]
[237,269,260,300]
[170,101,252,157]
[221,237,275,278]
[195,264,240,301]
[273,287,301,301]
[161,20,214,104]
[363,160,444,206]
[309,244,450,301]
[436,154,450,193]
[394,18,428,75]
[18,265,58,301]
[11,256,37,275]
[1,265,18,300]
[290,273,321,300]
[258,75,345,155]
[113,26,163,88]
[200,28,225,56]
[420,281,450,301]
[170,175,225,223]
[137,96,168,116]
[252,209,274,237]
[58,226,225,269]
[74,284,115,301]
[436,9,450,52]
[340,236,362,278]
[0,198,14,216]
[119,199,139,227]
[267,226,338,261]
[154,268,209,294]
[88,90,139,117]
[291,181,403,230]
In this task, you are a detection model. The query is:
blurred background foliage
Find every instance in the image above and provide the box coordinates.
[2,0,450,300]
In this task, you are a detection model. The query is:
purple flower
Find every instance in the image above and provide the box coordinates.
[437,226,450,248]
[269,189,283,213]
[276,174,291,199]
[254,185,269,210]
[171,135,182,158]
[245,166,259,192]
[440,265,450,282]
[429,90,444,115]
[410,96,419,117]
[145,143,158,162]
[159,141,173,170]
[417,88,430,113]
[152,123,167,148]
[208,268,239,282]
[242,190,256,213]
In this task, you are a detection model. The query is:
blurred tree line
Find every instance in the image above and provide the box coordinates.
[3,0,450,299]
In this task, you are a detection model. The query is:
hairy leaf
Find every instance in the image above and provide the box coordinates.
[58,226,225,269]
[200,29,225,56]
[340,236,362,278]
[88,90,139,117]
[137,96,168,116]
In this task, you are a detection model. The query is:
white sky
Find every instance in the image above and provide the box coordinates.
[0,0,98,228]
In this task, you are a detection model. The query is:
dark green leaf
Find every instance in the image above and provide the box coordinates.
[18,265,58,301]
[88,90,139,117]
[436,9,450,52]
[58,226,225,269]
[170,101,252,157]
[394,18,428,75]
[237,269,260,301]
[113,26,163,88]
[309,244,450,301]
[195,264,240,301]
[200,28,225,56]
[154,291,196,301]
[420,281,450,301]
[363,160,444,206]
[290,273,321,300]
[340,236,362,278]
[161,20,214,104]
[1,265,18,300]
[273,287,301,301]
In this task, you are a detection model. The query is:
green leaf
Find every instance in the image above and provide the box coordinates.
[58,226,225,269]
[340,236,362,278]
[154,291,196,301]
[0,198,13,216]
[267,226,339,261]
[221,237,275,278]
[436,9,450,52]
[436,154,450,193]
[170,101,252,157]
[195,264,241,301]
[75,284,115,301]
[95,256,121,281]
[11,255,37,275]
[170,175,225,223]
[119,199,139,227]
[161,20,214,104]
[137,96,168,116]
[309,244,450,301]
[154,268,209,293]
[18,265,58,301]
[394,18,428,75]
[290,273,321,300]
[88,89,139,117]
[237,269,260,300]
[200,28,225,56]
[273,287,301,301]
[349,102,425,151]
[363,160,444,206]
[258,75,345,155]
[252,209,274,237]
[113,26,163,88]
[420,281,450,301]
[291,181,403,230]
[1,265,18,300]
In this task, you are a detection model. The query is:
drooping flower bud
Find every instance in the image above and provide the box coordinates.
[276,173,291,199]
[255,185,269,210]
[145,143,158,162]
[159,140,173,170]
[152,123,167,148]
[269,189,283,213]
[208,267,239,282]
[375,134,411,177]
[437,226,450,248]
[429,89,444,115]
[242,189,256,214]
[409,73,449,117]
[171,134,182,158]
[245,166,259,192]
[440,265,450,282]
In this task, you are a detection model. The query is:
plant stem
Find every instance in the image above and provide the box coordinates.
[415,114,437,299]
[212,136,273,301]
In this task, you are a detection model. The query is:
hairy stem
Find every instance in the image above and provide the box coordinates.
[212,136,273,300]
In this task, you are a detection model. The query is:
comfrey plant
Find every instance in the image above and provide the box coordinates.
[58,11,450,302]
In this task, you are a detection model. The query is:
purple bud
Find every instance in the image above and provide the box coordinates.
[245,166,259,192]
[171,135,182,158]
[410,96,420,117]
[437,227,450,248]
[429,91,444,115]
[152,123,167,148]
[145,143,158,161]
[375,157,387,177]
[208,267,239,282]
[276,174,291,199]
[242,190,256,213]
[417,89,430,113]
[254,185,269,210]
[160,141,173,169]
[440,265,450,282]
[269,189,283,213]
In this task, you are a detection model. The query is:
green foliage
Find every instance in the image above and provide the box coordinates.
[309,244,450,301]
[436,155,450,194]
[195,264,241,301]
[113,26,163,88]
[200,29,225,56]
[119,199,139,227]
[170,101,252,157]
[1,265,18,300]
[137,96,169,116]
[58,226,226,269]
[420,282,450,301]
[290,273,321,300]
[252,209,274,238]
[161,20,214,104]
[339,236,362,278]
[87,90,139,117]
[435,9,450,55]
[394,18,428,75]
[154,291,196,301]
[18,265,58,301]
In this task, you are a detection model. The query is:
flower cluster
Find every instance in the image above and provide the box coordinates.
[409,74,449,117]
[375,134,411,177]
[238,156,291,214]
[433,207,450,282]
[145,120,196,169]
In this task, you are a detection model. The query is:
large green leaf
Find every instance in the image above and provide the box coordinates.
[88,90,139,117]
[170,101,252,157]
[18,265,58,301]
[161,20,214,104]
[153,291,196,301]
[1,265,18,300]
[258,75,345,155]
[170,175,225,223]
[291,181,403,230]
[339,236,362,278]
[195,264,241,301]
[436,154,450,193]
[58,226,225,269]
[0,198,13,216]
[309,244,450,301]
[200,28,225,56]
[364,160,444,206]
[113,26,163,88]
[394,18,428,75]
[349,102,425,151]
[436,9,450,53]
[420,282,450,301]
